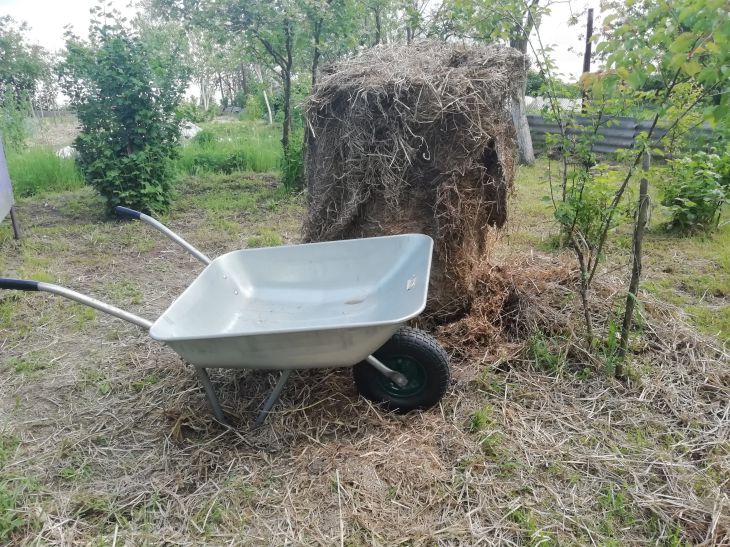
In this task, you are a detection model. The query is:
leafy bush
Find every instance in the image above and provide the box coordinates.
[0,93,30,153]
[554,165,628,246]
[7,148,84,196]
[661,150,729,232]
[58,10,188,215]
[243,94,263,121]
[176,100,216,123]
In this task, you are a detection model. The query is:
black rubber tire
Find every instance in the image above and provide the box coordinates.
[353,327,450,412]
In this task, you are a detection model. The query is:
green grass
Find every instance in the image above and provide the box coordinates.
[176,121,282,175]
[246,228,283,248]
[7,147,85,197]
[514,158,730,344]
[0,432,29,542]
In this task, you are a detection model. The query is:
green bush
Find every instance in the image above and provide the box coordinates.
[243,94,263,121]
[7,148,84,197]
[176,100,215,123]
[0,93,30,153]
[58,12,187,215]
[661,150,729,232]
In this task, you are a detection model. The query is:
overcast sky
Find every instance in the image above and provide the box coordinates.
[1,0,598,84]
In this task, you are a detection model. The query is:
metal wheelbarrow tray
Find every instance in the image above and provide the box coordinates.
[0,207,450,427]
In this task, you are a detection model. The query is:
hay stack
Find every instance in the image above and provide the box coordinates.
[303,42,527,321]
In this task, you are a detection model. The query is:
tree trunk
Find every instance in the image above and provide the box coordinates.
[281,19,293,153]
[374,10,382,45]
[282,71,291,151]
[263,89,273,124]
[312,19,322,87]
[240,63,248,96]
[510,3,537,165]
[511,76,535,165]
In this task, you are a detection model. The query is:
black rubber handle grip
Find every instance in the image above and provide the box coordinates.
[114,206,142,220]
[0,278,39,291]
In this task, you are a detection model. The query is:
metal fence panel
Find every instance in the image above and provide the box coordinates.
[527,115,712,155]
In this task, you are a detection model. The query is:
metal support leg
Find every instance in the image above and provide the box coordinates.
[254,370,292,427]
[9,206,21,240]
[194,367,230,426]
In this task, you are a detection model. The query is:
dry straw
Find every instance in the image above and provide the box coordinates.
[303,41,527,320]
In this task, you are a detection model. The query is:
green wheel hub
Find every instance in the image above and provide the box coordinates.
[375,355,427,397]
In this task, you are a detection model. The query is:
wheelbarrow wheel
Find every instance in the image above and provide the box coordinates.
[353,327,450,412]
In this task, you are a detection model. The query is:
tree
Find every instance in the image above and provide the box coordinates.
[58,6,188,214]
[300,0,361,86]
[600,0,729,124]
[0,17,46,103]
[431,0,542,164]
[598,0,729,375]
[0,16,52,149]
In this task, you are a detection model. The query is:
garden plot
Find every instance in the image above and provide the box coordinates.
[0,171,728,545]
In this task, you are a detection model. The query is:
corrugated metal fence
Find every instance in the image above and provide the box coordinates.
[528,115,713,155]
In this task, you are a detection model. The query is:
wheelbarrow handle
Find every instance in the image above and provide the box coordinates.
[114,206,142,220]
[0,278,39,291]
[0,278,153,329]
[114,205,211,265]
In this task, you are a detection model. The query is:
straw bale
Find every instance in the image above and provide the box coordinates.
[303,42,528,320]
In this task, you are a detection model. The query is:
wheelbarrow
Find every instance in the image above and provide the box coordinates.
[0,207,450,426]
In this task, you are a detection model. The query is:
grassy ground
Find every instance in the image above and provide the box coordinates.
[7,116,282,198]
[510,159,730,344]
[175,120,282,175]
[0,126,728,544]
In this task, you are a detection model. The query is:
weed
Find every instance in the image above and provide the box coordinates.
[5,353,49,376]
[246,228,283,248]
[70,303,97,331]
[59,463,93,481]
[177,121,282,175]
[131,375,159,392]
[105,281,143,305]
[0,433,29,542]
[509,508,555,547]
[0,434,19,465]
[527,332,565,375]
[598,485,634,537]
[469,405,494,432]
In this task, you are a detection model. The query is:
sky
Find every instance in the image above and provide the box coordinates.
[0,0,599,85]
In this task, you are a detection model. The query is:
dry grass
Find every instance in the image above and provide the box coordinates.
[0,171,728,545]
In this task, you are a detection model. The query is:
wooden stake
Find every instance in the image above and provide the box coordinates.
[581,8,594,113]
[617,151,651,377]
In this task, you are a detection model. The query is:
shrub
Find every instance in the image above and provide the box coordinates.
[58,10,188,215]
[0,93,30,153]
[243,94,263,121]
[7,148,84,196]
[661,150,729,232]
[176,100,215,123]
